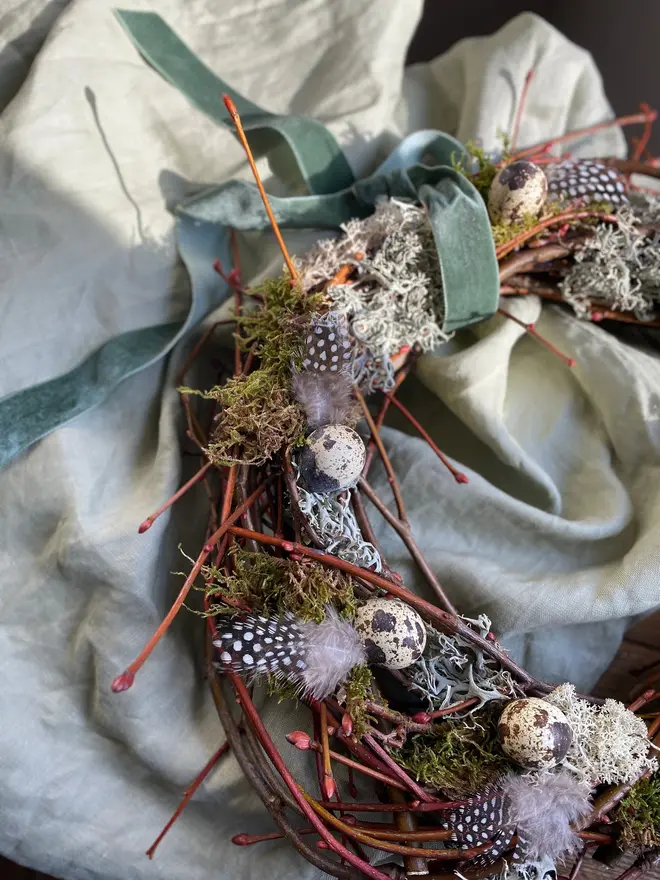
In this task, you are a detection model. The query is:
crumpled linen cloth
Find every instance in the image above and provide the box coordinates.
[0,2,658,879]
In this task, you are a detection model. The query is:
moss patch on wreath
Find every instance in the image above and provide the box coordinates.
[204,548,358,623]
[397,709,509,797]
[615,772,660,849]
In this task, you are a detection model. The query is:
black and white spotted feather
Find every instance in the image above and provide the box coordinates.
[439,789,516,871]
[291,312,355,428]
[213,607,366,699]
[545,160,628,207]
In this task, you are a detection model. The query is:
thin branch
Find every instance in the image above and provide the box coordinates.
[358,476,457,616]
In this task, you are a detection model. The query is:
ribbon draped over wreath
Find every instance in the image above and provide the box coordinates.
[0,11,498,470]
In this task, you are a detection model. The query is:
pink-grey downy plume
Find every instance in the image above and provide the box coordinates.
[213,607,366,699]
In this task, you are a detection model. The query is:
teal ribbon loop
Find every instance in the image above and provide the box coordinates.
[0,12,499,470]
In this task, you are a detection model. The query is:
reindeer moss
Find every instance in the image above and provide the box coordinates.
[203,369,305,466]
[396,711,509,797]
[204,548,357,623]
[615,772,660,849]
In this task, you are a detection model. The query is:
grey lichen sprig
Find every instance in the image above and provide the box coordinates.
[560,203,660,321]
[408,614,520,713]
[546,683,657,786]
[293,460,383,572]
[295,199,449,391]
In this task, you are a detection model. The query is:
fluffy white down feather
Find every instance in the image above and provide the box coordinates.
[299,607,366,699]
[503,771,592,861]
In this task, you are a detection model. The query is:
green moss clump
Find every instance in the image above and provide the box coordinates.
[202,369,305,466]
[188,275,325,466]
[452,137,510,202]
[238,275,324,381]
[615,772,660,849]
[344,665,376,738]
[397,711,509,797]
[204,548,357,623]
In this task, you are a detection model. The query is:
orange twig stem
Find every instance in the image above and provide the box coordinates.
[319,703,336,800]
[222,95,297,280]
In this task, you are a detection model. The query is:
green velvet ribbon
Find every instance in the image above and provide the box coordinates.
[0,11,498,470]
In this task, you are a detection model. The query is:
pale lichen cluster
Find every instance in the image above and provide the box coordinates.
[295,200,449,390]
[561,202,660,320]
[546,683,657,786]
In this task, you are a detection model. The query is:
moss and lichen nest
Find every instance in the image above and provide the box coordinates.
[615,772,660,849]
[187,276,325,466]
[397,708,509,797]
[204,547,357,623]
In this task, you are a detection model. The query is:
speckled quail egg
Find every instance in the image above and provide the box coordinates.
[488,160,548,224]
[354,598,427,670]
[298,424,366,495]
[498,697,573,770]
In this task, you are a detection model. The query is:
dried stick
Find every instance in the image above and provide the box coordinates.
[496,211,617,260]
[286,732,408,792]
[497,307,576,367]
[354,385,408,523]
[111,478,269,692]
[138,461,213,534]
[222,96,297,281]
[511,108,657,162]
[226,525,553,692]
[320,703,337,800]
[384,393,468,484]
[510,68,535,153]
[304,795,495,860]
[229,674,394,880]
[146,742,230,858]
[357,477,457,616]
[208,667,359,880]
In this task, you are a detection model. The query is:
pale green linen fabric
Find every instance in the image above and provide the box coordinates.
[0,3,658,879]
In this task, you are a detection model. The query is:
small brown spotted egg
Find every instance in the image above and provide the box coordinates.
[354,598,427,670]
[498,697,573,770]
[488,160,548,224]
[299,424,366,495]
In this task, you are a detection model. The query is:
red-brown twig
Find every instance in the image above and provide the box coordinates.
[111,479,269,692]
[496,211,617,260]
[225,525,549,692]
[357,477,457,616]
[138,461,213,534]
[511,108,658,162]
[384,393,468,484]
[497,306,576,367]
[510,68,535,153]
[146,742,231,858]
[230,674,394,880]
[286,731,408,792]
[354,384,408,523]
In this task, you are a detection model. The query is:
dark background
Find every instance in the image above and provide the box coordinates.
[406,0,660,155]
